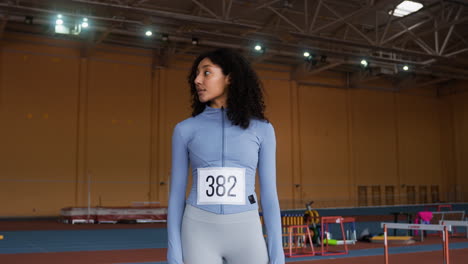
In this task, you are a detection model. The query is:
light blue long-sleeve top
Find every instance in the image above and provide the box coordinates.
[167,105,285,264]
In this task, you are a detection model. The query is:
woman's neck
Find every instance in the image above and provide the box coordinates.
[209,99,226,109]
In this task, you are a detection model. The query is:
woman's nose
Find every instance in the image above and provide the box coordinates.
[194,74,202,85]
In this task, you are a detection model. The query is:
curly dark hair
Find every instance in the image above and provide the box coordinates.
[188,48,267,129]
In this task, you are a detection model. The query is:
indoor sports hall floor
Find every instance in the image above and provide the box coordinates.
[1,218,467,264]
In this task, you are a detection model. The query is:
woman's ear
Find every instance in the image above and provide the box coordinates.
[225,74,231,86]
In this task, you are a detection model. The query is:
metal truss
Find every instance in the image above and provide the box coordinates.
[0,0,467,84]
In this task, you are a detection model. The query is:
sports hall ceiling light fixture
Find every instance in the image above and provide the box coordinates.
[55,14,63,25]
[254,44,263,52]
[145,30,152,36]
[360,59,369,68]
[54,14,70,34]
[81,18,89,28]
[391,1,423,17]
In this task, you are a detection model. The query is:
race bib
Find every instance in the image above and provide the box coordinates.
[197,167,246,205]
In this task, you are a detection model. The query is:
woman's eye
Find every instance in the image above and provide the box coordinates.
[204,71,211,76]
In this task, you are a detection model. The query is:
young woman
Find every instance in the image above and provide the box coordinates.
[167,48,285,264]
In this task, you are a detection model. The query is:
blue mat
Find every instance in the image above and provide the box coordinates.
[0,228,167,254]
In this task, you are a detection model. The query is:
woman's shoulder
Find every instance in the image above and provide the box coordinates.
[249,119,274,132]
[250,118,273,127]
[174,116,197,131]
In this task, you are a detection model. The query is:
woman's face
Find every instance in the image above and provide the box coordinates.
[194,58,230,108]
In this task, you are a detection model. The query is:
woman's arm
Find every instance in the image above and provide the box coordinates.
[167,124,189,264]
[258,123,285,264]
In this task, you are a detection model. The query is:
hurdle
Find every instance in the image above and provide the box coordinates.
[285,225,315,258]
[439,220,468,238]
[381,223,451,264]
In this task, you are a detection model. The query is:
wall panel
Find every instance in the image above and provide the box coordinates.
[86,58,152,206]
[262,79,293,208]
[350,89,398,185]
[453,91,468,201]
[0,47,79,216]
[298,85,349,207]
[397,94,442,198]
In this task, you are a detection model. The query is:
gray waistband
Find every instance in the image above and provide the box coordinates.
[183,204,260,224]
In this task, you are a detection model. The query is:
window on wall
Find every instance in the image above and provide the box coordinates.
[371,185,381,206]
[407,185,416,204]
[358,186,368,206]
[431,185,440,203]
[385,185,395,205]
[419,185,428,204]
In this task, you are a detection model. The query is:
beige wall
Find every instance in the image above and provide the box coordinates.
[453,90,468,201]
[0,34,466,217]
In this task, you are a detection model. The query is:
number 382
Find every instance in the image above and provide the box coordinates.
[205,175,237,197]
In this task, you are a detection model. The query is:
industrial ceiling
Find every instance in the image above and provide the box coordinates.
[1,0,468,88]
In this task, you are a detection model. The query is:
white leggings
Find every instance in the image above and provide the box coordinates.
[181,205,269,264]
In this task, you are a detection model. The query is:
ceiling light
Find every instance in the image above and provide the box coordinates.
[191,37,199,45]
[390,1,423,17]
[403,65,409,71]
[81,18,89,28]
[254,44,263,51]
[162,34,169,41]
[55,24,69,34]
[56,15,63,25]
[303,51,310,57]
[360,59,369,67]
[145,30,153,36]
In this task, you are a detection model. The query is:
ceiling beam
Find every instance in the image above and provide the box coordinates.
[312,0,398,34]
[397,21,436,55]
[191,0,220,19]
[69,0,260,29]
[381,18,432,45]
[223,0,233,20]
[2,1,451,61]
[307,0,322,33]
[321,2,375,45]
[440,7,463,55]
[268,6,304,33]
[311,4,368,34]
[416,14,468,38]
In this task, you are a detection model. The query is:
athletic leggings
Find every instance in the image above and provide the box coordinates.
[181,204,269,264]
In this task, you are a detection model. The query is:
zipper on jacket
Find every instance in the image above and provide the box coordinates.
[221,107,225,214]
[221,107,225,167]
